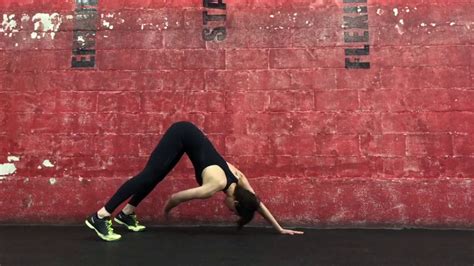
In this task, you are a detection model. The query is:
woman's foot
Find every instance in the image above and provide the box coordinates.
[114,211,146,232]
[85,214,121,241]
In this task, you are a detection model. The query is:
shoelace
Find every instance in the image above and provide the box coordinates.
[130,215,140,226]
[106,220,115,234]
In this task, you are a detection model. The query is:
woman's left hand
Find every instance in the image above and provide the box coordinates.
[163,195,179,216]
[279,228,304,235]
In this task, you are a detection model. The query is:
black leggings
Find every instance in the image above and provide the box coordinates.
[104,122,189,213]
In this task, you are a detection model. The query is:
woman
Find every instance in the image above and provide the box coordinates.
[85,121,304,241]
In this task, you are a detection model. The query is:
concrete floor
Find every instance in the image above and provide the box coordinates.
[0,226,472,266]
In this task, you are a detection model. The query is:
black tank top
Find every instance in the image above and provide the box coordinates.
[180,122,238,191]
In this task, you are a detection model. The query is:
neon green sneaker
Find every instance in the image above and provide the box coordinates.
[114,211,146,232]
[85,214,122,241]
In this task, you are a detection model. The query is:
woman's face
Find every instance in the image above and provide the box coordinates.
[224,196,237,214]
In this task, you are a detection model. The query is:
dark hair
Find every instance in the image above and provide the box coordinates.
[234,184,260,230]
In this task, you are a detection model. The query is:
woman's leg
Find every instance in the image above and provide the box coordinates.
[102,122,186,214]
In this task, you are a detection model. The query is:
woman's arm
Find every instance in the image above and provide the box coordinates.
[228,163,304,235]
[164,183,221,215]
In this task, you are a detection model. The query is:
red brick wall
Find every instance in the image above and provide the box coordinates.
[0,0,473,228]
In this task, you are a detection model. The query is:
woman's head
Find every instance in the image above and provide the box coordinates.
[231,184,260,229]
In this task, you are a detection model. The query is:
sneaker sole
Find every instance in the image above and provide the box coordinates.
[85,220,121,241]
[114,218,146,232]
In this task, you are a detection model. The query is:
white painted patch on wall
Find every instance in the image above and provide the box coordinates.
[102,19,114,30]
[31,13,62,39]
[399,19,404,25]
[376,8,384,16]
[7,156,20,162]
[49,178,57,185]
[393,8,399,17]
[395,24,404,35]
[420,22,427,27]
[42,160,54,168]
[0,163,17,177]
[449,22,456,26]
[21,14,30,22]
[1,14,19,37]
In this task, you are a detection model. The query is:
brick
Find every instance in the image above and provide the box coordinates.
[315,134,360,156]
[335,156,384,178]
[247,113,294,135]
[270,49,314,69]
[225,91,270,112]
[205,70,249,91]
[95,135,140,156]
[246,28,293,48]
[450,89,474,112]
[423,112,474,134]
[98,92,141,113]
[8,92,56,113]
[97,30,164,49]
[5,51,70,72]
[98,71,139,92]
[248,70,291,90]
[372,46,429,67]
[116,113,146,134]
[0,72,36,91]
[361,134,406,157]
[425,45,471,67]
[406,134,453,156]
[336,68,380,90]
[453,134,474,156]
[359,89,407,112]
[59,135,97,156]
[334,113,382,134]
[163,70,205,91]
[59,113,118,134]
[404,89,452,111]
[184,91,226,112]
[225,134,271,156]
[56,92,97,112]
[97,10,182,31]
[163,29,205,49]
[35,71,76,91]
[270,48,343,69]
[97,50,184,70]
[183,50,225,69]
[4,113,59,134]
[272,135,316,156]
[139,134,163,157]
[205,28,250,49]
[265,90,314,112]
[291,112,337,135]
[292,27,340,48]
[382,112,430,133]
[315,90,358,111]
[141,91,185,112]
[13,134,59,155]
[290,69,336,90]
[226,49,268,69]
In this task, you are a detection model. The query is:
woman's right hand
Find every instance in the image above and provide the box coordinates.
[163,195,179,217]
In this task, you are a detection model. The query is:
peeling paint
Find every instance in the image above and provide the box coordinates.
[376,9,383,16]
[0,163,17,176]
[399,19,404,25]
[420,22,427,27]
[49,178,57,185]
[393,8,399,17]
[31,13,62,39]
[7,156,20,162]
[102,19,114,30]
[42,160,54,168]
[1,13,19,37]
[395,24,404,35]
